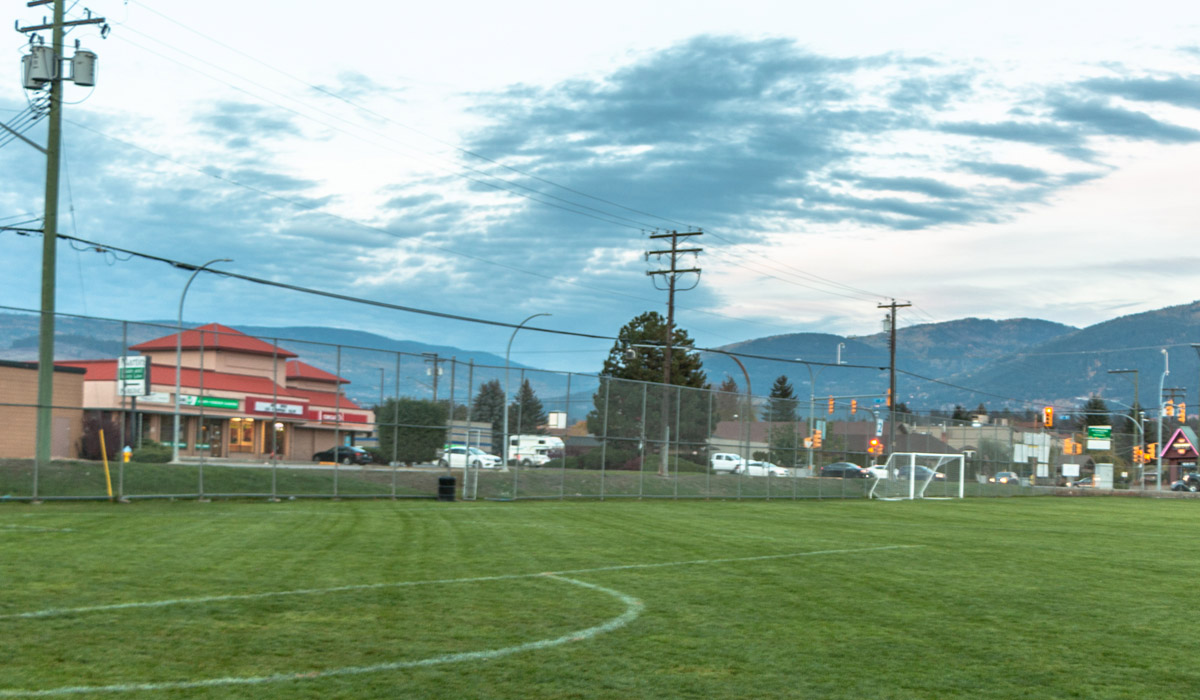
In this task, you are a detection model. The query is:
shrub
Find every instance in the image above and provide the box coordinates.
[131,440,171,464]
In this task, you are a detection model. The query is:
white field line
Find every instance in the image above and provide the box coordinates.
[1,545,918,621]
[0,575,643,698]
[0,524,74,533]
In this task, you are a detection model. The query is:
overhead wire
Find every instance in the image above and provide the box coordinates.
[118,1,909,312]
[63,118,801,339]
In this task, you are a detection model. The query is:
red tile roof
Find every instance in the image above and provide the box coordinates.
[130,323,297,358]
[286,360,347,384]
[57,360,362,411]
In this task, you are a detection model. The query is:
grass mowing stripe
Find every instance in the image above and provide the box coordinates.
[0,575,642,698]
[3,545,918,621]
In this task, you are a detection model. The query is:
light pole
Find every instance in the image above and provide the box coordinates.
[503,313,550,470]
[172,258,231,464]
[1191,344,1200,418]
[1157,348,1169,490]
[1107,368,1140,482]
[797,359,833,472]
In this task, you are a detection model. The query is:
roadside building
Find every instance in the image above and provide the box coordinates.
[59,324,374,460]
[0,360,85,459]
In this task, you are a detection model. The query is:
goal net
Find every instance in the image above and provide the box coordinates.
[868,453,965,501]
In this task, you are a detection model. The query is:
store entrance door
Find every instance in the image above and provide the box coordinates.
[229,417,256,453]
[200,418,224,457]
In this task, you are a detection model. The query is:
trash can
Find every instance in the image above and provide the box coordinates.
[437,475,456,502]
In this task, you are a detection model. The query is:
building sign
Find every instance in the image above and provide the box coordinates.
[309,409,369,424]
[138,392,172,404]
[180,395,240,410]
[248,399,306,417]
[117,356,149,397]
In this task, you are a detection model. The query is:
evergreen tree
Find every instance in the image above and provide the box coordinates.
[715,376,740,423]
[509,378,548,434]
[472,379,505,438]
[762,375,797,423]
[1079,396,1111,429]
[585,312,712,474]
[376,398,448,464]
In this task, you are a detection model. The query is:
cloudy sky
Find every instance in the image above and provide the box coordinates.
[3,0,1200,371]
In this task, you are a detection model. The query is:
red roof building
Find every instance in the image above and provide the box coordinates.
[60,324,373,460]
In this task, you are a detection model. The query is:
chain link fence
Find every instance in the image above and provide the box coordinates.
[0,307,1081,502]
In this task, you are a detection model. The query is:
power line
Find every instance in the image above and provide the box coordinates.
[111,3,914,313]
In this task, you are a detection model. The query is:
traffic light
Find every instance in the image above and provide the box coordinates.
[1147,443,1158,460]
[812,429,823,449]
[1179,403,1187,422]
[868,438,882,455]
[850,399,857,414]
[886,388,892,407]
[827,396,834,414]
[1042,406,1054,428]
[1164,400,1175,417]
[1062,437,1074,454]
[1132,446,1144,464]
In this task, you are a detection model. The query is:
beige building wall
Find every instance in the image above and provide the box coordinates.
[0,363,85,459]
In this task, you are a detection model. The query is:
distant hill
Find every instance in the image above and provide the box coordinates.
[702,318,1076,409]
[4,301,1200,414]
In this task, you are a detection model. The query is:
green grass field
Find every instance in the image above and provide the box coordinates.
[3,497,1197,699]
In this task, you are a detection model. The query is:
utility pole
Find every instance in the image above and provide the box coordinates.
[422,353,442,403]
[646,229,702,477]
[18,1,106,485]
[878,299,910,461]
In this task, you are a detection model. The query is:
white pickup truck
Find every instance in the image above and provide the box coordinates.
[710,452,746,474]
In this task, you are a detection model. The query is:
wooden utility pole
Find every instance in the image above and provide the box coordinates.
[19,1,106,489]
[646,230,702,476]
[878,299,910,460]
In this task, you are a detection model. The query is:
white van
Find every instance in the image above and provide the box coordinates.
[710,453,745,474]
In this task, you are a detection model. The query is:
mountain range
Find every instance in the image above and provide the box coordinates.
[3,301,1199,416]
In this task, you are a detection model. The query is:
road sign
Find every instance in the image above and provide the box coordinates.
[1086,425,1112,450]
[117,356,149,396]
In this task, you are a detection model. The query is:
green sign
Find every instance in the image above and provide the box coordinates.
[119,367,145,380]
[1086,425,1112,440]
[180,395,240,410]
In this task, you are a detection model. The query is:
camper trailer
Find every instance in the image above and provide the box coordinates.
[507,434,565,466]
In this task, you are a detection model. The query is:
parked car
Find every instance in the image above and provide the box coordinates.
[710,452,746,474]
[863,464,888,479]
[1170,473,1200,492]
[820,462,871,478]
[895,465,946,481]
[313,446,373,465]
[438,446,502,469]
[1071,475,1095,488]
[741,460,791,477]
[989,471,1020,485]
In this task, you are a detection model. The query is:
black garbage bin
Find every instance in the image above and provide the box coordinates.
[437,475,456,502]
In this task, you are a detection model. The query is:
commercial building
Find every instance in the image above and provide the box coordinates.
[0,360,85,459]
[60,323,374,460]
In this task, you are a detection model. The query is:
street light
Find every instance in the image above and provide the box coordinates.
[503,313,550,472]
[797,358,834,471]
[172,258,231,465]
[1157,348,1169,490]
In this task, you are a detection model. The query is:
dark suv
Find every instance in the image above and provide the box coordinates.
[313,446,372,465]
[819,462,870,478]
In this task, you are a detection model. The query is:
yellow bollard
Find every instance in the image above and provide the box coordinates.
[99,429,114,502]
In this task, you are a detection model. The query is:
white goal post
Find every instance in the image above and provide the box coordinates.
[868,453,965,500]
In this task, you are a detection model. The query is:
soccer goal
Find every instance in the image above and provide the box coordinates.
[868,453,965,500]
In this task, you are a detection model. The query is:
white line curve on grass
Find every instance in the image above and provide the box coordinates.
[0,575,643,698]
[0,545,919,621]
